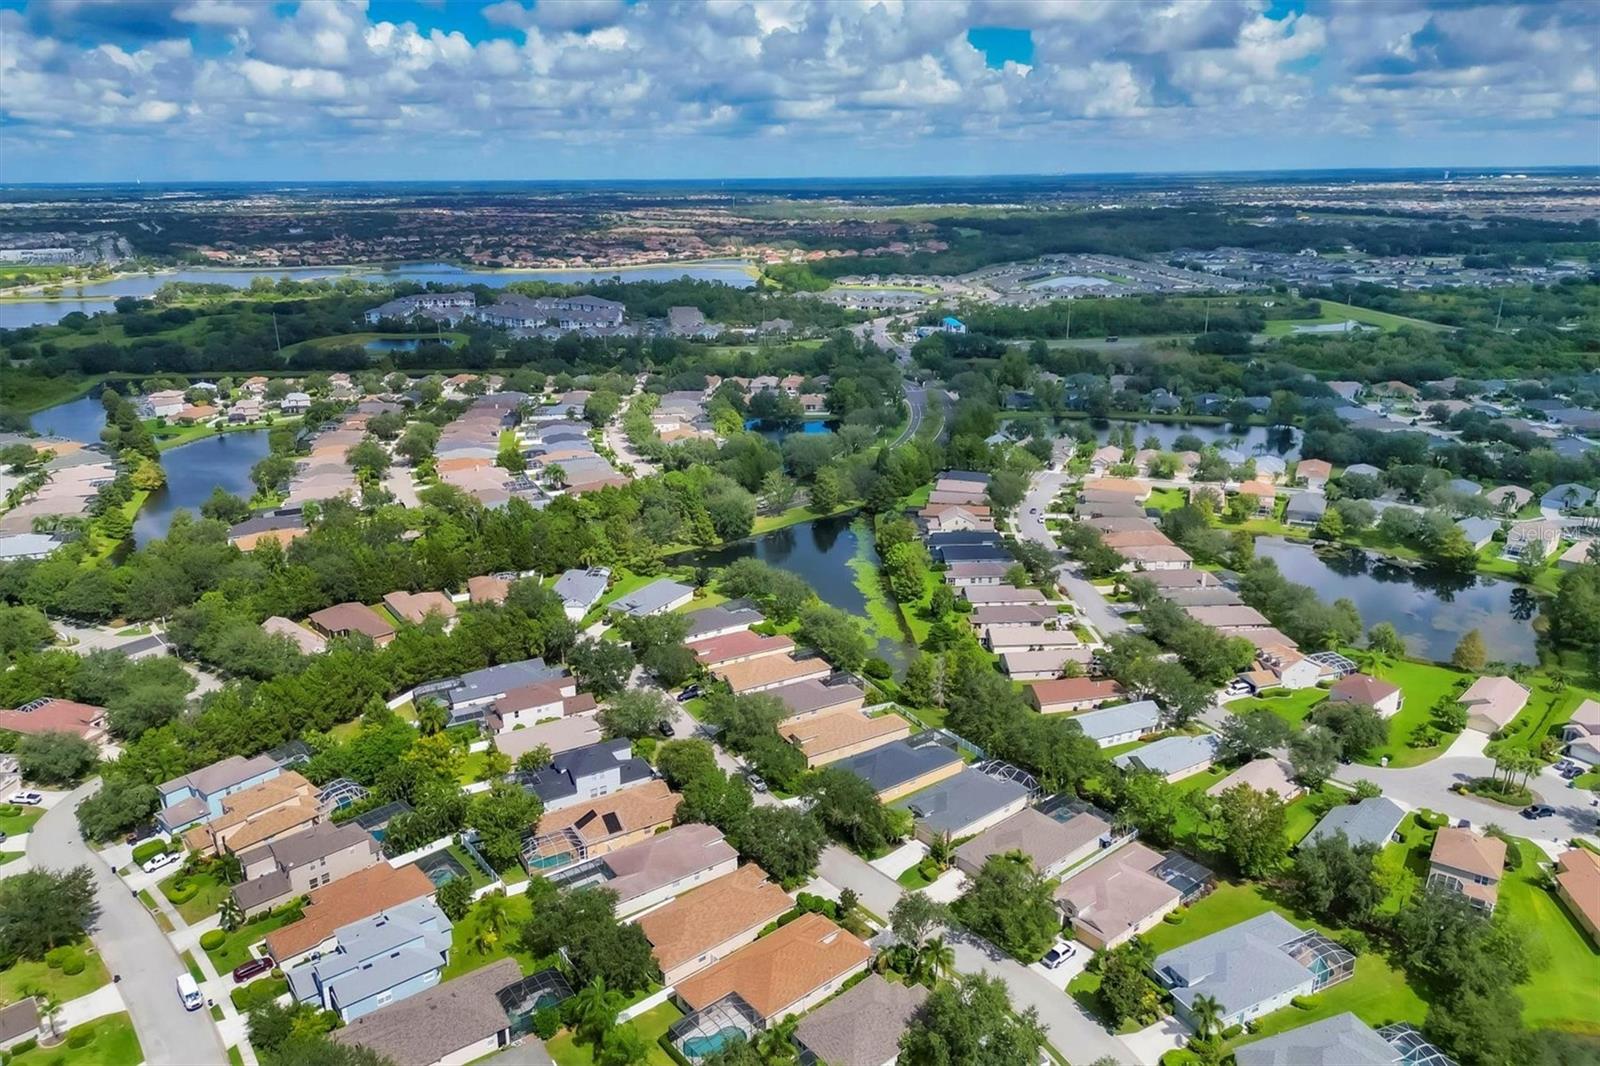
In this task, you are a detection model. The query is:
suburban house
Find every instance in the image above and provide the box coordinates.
[942,561,1011,587]
[792,974,928,1066]
[381,590,457,626]
[954,806,1109,879]
[687,631,795,669]
[780,708,911,767]
[554,567,611,620]
[1304,796,1408,850]
[1562,699,1600,767]
[308,602,396,646]
[1054,842,1182,951]
[1456,516,1499,550]
[1284,492,1327,526]
[1027,678,1126,714]
[1114,543,1194,571]
[1560,540,1597,570]
[413,658,567,729]
[1113,734,1220,783]
[557,823,740,917]
[1233,1013,1450,1066]
[1554,848,1600,944]
[895,767,1030,844]
[712,654,832,695]
[496,712,603,762]
[1295,459,1332,490]
[768,678,866,721]
[331,958,521,1066]
[527,779,682,868]
[1426,827,1507,913]
[287,898,452,1022]
[467,575,510,605]
[182,771,320,857]
[261,616,327,655]
[611,578,694,617]
[637,864,792,985]
[227,511,308,552]
[1151,911,1356,1028]
[0,697,109,747]
[266,864,436,966]
[983,623,1079,654]
[833,734,963,803]
[1458,675,1531,733]
[486,677,594,733]
[1327,673,1404,717]
[158,753,283,833]
[1000,647,1095,681]
[961,584,1049,607]
[1503,519,1563,560]
[516,739,654,812]
[1185,604,1272,630]
[673,913,872,1025]
[232,821,381,917]
[1072,700,1163,748]
[681,602,765,641]
[1206,757,1303,802]
[1251,645,1325,690]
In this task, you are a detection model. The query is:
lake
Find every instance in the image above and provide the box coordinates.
[30,393,109,442]
[134,431,270,544]
[744,419,834,443]
[678,513,912,671]
[1254,537,1538,664]
[1094,420,1301,459]
[0,259,756,329]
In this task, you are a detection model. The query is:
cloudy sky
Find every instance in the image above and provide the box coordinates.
[2,0,1595,183]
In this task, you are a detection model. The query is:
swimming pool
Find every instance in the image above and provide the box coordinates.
[415,850,471,887]
[682,1027,747,1060]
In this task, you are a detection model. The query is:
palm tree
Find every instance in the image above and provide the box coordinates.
[472,892,513,955]
[21,985,62,1043]
[416,698,448,736]
[571,976,623,1048]
[1190,993,1224,1041]
[218,896,243,933]
[915,936,956,988]
[754,1016,798,1064]
[927,832,955,871]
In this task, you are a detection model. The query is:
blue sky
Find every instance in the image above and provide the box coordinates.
[1,0,1595,182]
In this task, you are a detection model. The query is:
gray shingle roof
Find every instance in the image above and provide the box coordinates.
[793,974,927,1066]
[1072,700,1162,741]
[1114,734,1219,776]
[1234,1013,1401,1066]
[895,767,1028,836]
[332,958,523,1066]
[613,578,693,616]
[834,736,960,793]
[1153,911,1313,1018]
[554,568,610,610]
[1304,796,1408,850]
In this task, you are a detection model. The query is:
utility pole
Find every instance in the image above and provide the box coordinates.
[1494,294,1504,331]
[1203,299,1210,334]
[272,312,282,354]
[1064,300,1071,340]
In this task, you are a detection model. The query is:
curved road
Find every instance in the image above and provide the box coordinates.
[27,782,228,1066]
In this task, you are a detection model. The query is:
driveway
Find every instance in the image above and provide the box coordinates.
[26,781,228,1066]
[1340,758,1598,846]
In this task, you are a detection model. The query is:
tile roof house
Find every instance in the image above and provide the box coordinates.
[673,913,872,1024]
[687,631,794,668]
[466,575,510,605]
[1000,647,1095,681]
[1071,700,1162,747]
[1459,675,1530,733]
[574,823,740,917]
[232,821,381,916]
[532,779,681,864]
[261,616,327,655]
[1304,796,1408,850]
[227,511,308,551]
[781,708,911,767]
[1027,678,1126,714]
[1427,827,1506,913]
[1327,673,1404,717]
[1233,1013,1408,1066]
[1554,848,1600,944]
[158,753,283,832]
[1563,698,1600,742]
[1207,757,1303,802]
[792,973,928,1066]
[287,898,452,1022]
[895,767,1030,843]
[955,807,1108,879]
[638,864,793,984]
[833,734,963,803]
[182,771,320,857]
[330,957,521,1066]
[1152,911,1353,1028]
[713,655,832,695]
[1055,842,1183,951]
[1295,459,1333,489]
[267,863,436,965]
[0,698,108,746]
[1113,734,1220,782]
[308,602,396,646]
[381,590,457,626]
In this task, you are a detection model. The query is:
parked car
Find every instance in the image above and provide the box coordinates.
[9,792,42,806]
[1041,941,1077,970]
[656,719,675,738]
[232,957,275,983]
[1521,804,1556,820]
[746,772,768,794]
[676,685,702,703]
[141,851,181,874]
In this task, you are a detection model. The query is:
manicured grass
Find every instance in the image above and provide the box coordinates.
[0,853,21,866]
[897,863,937,889]
[0,807,43,837]
[1346,655,1471,768]
[1260,298,1447,335]
[1499,677,1600,758]
[1283,786,1347,847]
[161,867,234,925]
[1139,881,1278,956]
[0,949,111,1005]
[548,1000,684,1066]
[180,950,205,983]
[1229,687,1328,728]
[1145,488,1185,512]
[9,1013,142,1066]
[753,500,858,536]
[204,908,301,972]
[441,893,546,980]
[228,1046,245,1066]
[1500,837,1600,1033]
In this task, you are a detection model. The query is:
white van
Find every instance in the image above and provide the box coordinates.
[176,973,203,1012]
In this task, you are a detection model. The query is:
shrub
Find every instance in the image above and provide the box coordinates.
[12,1038,35,1056]
[1335,929,1370,955]
[44,945,75,969]
[1415,809,1449,829]
[61,955,86,976]
[1162,911,1185,925]
[199,929,226,951]
[862,658,893,680]
[164,879,199,905]
[531,1006,562,1040]
[131,840,171,865]
[67,1028,92,1049]
[1290,995,1316,1010]
[0,804,20,818]
[1222,1025,1244,1040]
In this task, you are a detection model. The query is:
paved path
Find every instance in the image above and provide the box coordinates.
[1017,470,1130,640]
[816,846,1136,1064]
[26,782,228,1066]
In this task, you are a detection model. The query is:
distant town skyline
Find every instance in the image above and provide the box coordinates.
[2,0,1595,183]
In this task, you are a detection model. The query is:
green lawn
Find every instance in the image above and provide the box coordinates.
[1260,298,1448,336]
[547,1000,684,1066]
[897,863,937,890]
[1500,838,1600,1033]
[0,949,111,1005]
[0,807,44,837]
[1139,882,1277,957]
[1348,655,1471,768]
[204,908,301,972]
[1498,677,1600,758]
[9,1013,141,1066]
[161,867,234,925]
[1229,687,1329,728]
[1283,786,1347,847]
[441,893,548,980]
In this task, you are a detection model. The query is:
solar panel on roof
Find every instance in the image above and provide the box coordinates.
[602,812,622,833]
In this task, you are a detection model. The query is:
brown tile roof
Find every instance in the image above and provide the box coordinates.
[1055,842,1180,941]
[467,575,510,604]
[1329,673,1401,706]
[1237,480,1277,498]
[182,772,317,852]
[956,807,1106,873]
[1296,459,1332,478]
[1431,827,1506,881]
[1101,529,1174,549]
[1082,477,1148,497]
[688,631,795,666]
[308,602,395,641]
[537,780,681,846]
[674,912,871,1020]
[0,698,106,739]
[265,863,435,960]
[382,590,457,625]
[638,865,793,974]
[1555,848,1600,932]
[1028,678,1124,710]
[712,654,830,693]
[781,710,910,762]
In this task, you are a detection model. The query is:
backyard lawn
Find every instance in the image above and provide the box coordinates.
[9,1013,141,1066]
[1283,786,1347,847]
[1227,687,1329,728]
[1348,655,1470,768]
[0,950,111,1005]
[1139,881,1277,956]
[441,892,548,980]
[1500,838,1600,1033]
[548,1000,684,1066]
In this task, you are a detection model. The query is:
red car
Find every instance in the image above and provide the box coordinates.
[232,957,275,983]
